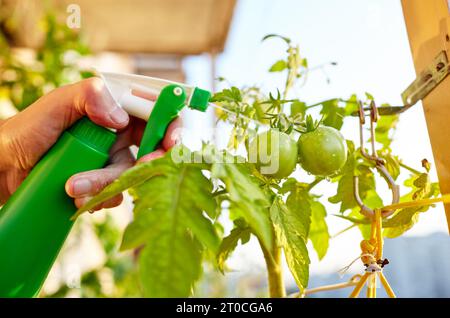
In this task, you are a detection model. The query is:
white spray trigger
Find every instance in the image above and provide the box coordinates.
[99,71,195,122]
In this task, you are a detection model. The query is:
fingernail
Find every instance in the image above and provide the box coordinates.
[72,179,92,196]
[109,107,129,125]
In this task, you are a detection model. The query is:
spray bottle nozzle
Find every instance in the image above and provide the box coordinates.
[99,71,210,121]
[189,88,211,112]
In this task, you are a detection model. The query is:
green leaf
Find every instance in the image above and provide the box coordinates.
[86,150,221,297]
[309,200,329,260]
[262,34,291,44]
[73,157,170,219]
[282,179,329,259]
[269,60,287,72]
[344,94,359,115]
[329,162,377,213]
[211,162,273,252]
[210,86,242,103]
[383,173,439,238]
[320,99,346,130]
[285,185,311,239]
[216,220,251,272]
[365,92,375,100]
[378,150,400,180]
[121,159,219,253]
[290,100,306,120]
[270,198,310,291]
[375,113,399,148]
[139,231,202,297]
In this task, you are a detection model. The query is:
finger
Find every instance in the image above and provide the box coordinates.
[74,194,123,211]
[65,161,132,198]
[161,117,183,150]
[136,148,166,164]
[131,89,158,101]
[109,116,146,154]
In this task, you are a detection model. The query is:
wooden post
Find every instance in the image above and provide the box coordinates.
[402,0,450,232]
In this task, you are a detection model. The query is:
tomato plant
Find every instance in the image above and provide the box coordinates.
[77,34,441,298]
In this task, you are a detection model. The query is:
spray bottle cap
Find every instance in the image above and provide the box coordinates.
[69,117,117,154]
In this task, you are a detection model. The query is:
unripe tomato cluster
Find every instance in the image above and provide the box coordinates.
[248,125,347,179]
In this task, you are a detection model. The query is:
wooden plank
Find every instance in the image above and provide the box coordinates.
[3,0,237,55]
[401,0,450,232]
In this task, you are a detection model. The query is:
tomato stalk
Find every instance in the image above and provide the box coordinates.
[259,237,286,298]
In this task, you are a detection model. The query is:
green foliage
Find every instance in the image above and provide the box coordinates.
[375,112,399,149]
[281,179,329,260]
[216,219,251,272]
[383,171,439,238]
[77,148,221,297]
[0,10,91,112]
[211,161,273,252]
[320,99,346,130]
[77,34,441,297]
[308,200,330,260]
[270,197,310,291]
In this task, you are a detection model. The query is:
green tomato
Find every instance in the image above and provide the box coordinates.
[297,126,347,176]
[248,130,298,179]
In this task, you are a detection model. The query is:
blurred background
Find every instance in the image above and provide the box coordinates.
[0,0,449,297]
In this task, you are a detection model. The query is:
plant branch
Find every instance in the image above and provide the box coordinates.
[259,238,286,298]
[305,98,355,109]
[399,162,421,175]
[307,177,324,191]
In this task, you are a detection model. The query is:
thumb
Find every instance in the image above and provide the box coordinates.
[36,77,129,131]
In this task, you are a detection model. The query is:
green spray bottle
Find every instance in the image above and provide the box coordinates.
[0,72,211,297]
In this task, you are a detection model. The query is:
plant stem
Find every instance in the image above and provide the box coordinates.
[399,162,421,175]
[259,239,286,298]
[305,98,354,109]
[307,177,324,191]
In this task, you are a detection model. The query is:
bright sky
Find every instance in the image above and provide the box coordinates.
[184,0,449,278]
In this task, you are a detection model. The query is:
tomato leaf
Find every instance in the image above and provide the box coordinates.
[211,162,274,253]
[269,60,287,72]
[383,173,439,238]
[282,180,329,259]
[216,219,251,273]
[80,149,220,297]
[375,113,399,149]
[290,100,306,119]
[378,150,401,181]
[262,34,291,44]
[73,156,170,219]
[121,158,219,253]
[344,94,359,115]
[329,143,377,213]
[210,86,242,103]
[309,200,330,260]
[139,231,202,297]
[320,99,346,130]
[270,197,310,291]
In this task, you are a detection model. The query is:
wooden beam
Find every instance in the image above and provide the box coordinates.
[4,0,237,55]
[401,0,450,232]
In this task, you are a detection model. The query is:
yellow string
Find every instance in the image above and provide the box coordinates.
[349,272,370,298]
[379,272,396,298]
[375,209,383,260]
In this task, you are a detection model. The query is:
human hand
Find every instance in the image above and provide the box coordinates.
[0,77,181,209]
